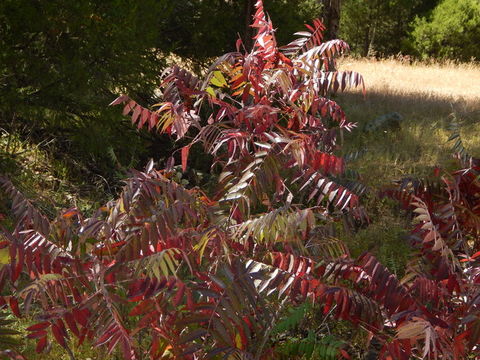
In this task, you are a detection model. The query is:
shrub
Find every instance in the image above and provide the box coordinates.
[0,1,367,357]
[412,0,480,60]
[1,1,479,359]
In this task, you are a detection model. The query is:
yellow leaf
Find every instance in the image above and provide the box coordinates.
[194,230,214,265]
[119,198,125,213]
[164,251,179,275]
[206,86,216,97]
[0,248,9,265]
[235,333,243,349]
[159,257,170,277]
[210,71,228,88]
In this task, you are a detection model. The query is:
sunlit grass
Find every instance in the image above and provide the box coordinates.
[340,57,480,103]
[338,57,480,188]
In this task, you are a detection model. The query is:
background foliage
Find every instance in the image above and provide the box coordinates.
[340,0,440,56]
[411,0,480,60]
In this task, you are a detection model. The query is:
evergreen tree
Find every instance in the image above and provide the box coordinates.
[412,0,480,60]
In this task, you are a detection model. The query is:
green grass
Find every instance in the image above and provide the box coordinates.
[0,130,110,220]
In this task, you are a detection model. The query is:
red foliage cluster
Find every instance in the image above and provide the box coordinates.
[0,1,478,359]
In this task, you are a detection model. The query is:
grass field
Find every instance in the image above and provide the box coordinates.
[335,58,480,269]
[338,58,480,187]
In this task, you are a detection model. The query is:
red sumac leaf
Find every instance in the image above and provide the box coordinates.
[139,108,150,129]
[129,300,153,317]
[36,336,48,353]
[51,323,67,348]
[13,247,23,282]
[27,330,48,339]
[300,279,308,299]
[173,281,185,307]
[236,38,243,52]
[131,105,142,125]
[62,208,78,219]
[148,113,158,130]
[109,95,129,106]
[122,100,135,116]
[181,145,191,172]
[107,332,122,354]
[186,289,194,310]
[78,327,88,346]
[471,250,480,259]
[26,322,50,332]
[178,328,207,345]
[64,312,80,337]
[73,308,89,327]
[9,297,20,317]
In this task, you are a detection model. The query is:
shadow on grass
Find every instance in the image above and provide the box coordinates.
[334,89,480,187]
[336,89,480,127]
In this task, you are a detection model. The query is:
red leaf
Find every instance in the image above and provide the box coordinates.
[186,289,194,310]
[236,38,243,52]
[62,208,78,219]
[73,309,88,328]
[131,105,142,125]
[26,322,50,332]
[139,108,150,129]
[27,330,48,339]
[13,246,23,282]
[148,113,158,130]
[35,336,47,353]
[471,251,480,259]
[51,323,66,348]
[109,95,129,106]
[300,279,308,299]
[9,297,20,317]
[64,312,80,337]
[78,327,88,346]
[129,300,153,317]
[173,281,185,306]
[123,100,136,115]
[181,145,191,172]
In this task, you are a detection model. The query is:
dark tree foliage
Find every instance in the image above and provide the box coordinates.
[320,0,341,40]
[412,0,480,60]
[0,0,173,182]
[340,0,440,56]
[162,0,322,61]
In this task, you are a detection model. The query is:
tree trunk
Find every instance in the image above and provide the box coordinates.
[321,0,341,40]
[363,26,370,57]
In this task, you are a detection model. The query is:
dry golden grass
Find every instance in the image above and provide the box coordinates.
[335,58,480,188]
[340,58,480,103]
